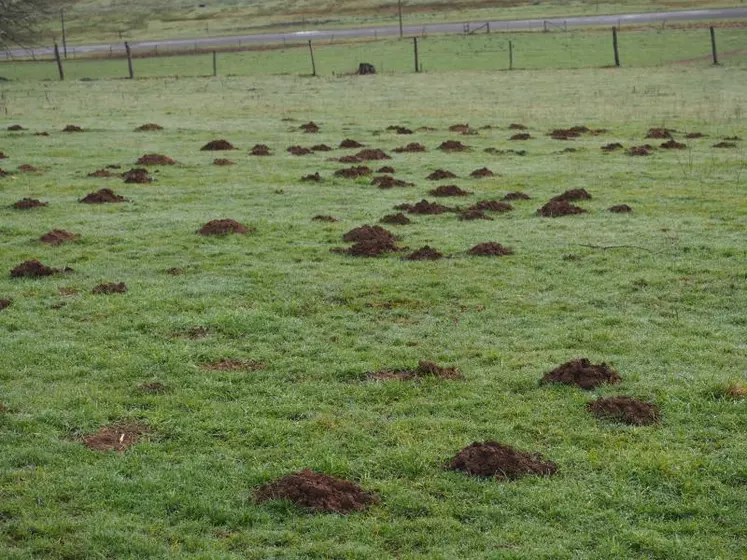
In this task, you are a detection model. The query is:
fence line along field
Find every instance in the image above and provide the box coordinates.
[1,61,746,558]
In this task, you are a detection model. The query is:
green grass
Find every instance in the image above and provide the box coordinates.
[1,65,746,559]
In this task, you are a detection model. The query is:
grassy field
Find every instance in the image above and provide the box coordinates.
[1,64,746,559]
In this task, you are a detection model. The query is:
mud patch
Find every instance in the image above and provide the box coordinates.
[372,175,413,188]
[393,143,426,153]
[63,125,84,132]
[340,139,364,149]
[426,169,457,181]
[541,358,621,390]
[380,213,410,225]
[369,360,461,381]
[438,140,469,151]
[609,204,632,213]
[123,168,152,183]
[302,172,322,182]
[405,246,443,260]
[312,215,338,222]
[660,139,686,150]
[587,396,659,426]
[300,121,319,133]
[83,422,149,452]
[503,191,530,200]
[334,166,371,179]
[137,153,176,165]
[469,200,513,213]
[601,143,623,152]
[355,148,390,161]
[80,188,127,203]
[135,123,163,131]
[538,200,585,217]
[250,144,271,156]
[429,185,471,197]
[343,225,395,243]
[10,260,64,278]
[40,230,77,245]
[288,145,313,156]
[201,139,235,151]
[92,282,127,295]
[447,441,557,479]
[12,198,47,209]
[510,133,532,140]
[201,359,266,371]
[198,219,252,235]
[213,158,235,166]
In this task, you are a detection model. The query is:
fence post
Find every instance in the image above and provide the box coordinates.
[710,27,718,65]
[53,43,64,81]
[543,20,548,32]
[124,41,134,79]
[509,40,513,70]
[212,50,217,76]
[612,26,620,67]
[307,40,316,76]
[486,22,490,33]
[413,37,419,72]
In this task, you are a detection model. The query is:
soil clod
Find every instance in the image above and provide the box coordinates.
[372,175,413,188]
[538,200,585,217]
[438,140,469,151]
[10,259,60,278]
[18,164,39,173]
[8,124,26,131]
[393,143,426,153]
[198,219,252,236]
[459,209,493,221]
[354,148,391,161]
[0,299,12,310]
[541,358,621,390]
[510,133,532,140]
[288,145,313,156]
[135,123,163,131]
[300,122,319,133]
[509,123,527,130]
[469,200,513,213]
[470,167,494,178]
[344,238,399,257]
[380,213,410,225]
[80,188,127,203]
[92,282,127,295]
[137,153,176,165]
[587,396,660,426]
[713,141,737,149]
[311,144,332,152]
[302,172,322,182]
[660,139,686,150]
[40,230,77,245]
[407,199,454,214]
[503,191,530,200]
[405,246,443,260]
[123,168,152,183]
[429,185,471,197]
[62,125,84,132]
[377,166,395,174]
[213,158,235,166]
[685,132,705,139]
[88,169,113,177]
[340,139,364,149]
[468,242,512,256]
[342,225,395,243]
[312,215,338,222]
[334,166,372,179]
[201,139,235,151]
[447,441,557,479]
[83,422,148,452]
[12,198,47,209]
[426,169,457,181]
[601,143,623,152]
[250,144,271,156]
[609,204,632,213]
[551,188,591,202]
[628,145,652,156]
[645,127,674,139]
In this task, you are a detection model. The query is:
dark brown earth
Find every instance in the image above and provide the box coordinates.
[137,153,176,165]
[380,213,410,225]
[447,441,557,479]
[334,166,372,179]
[552,188,591,202]
[467,242,513,256]
[40,230,77,245]
[601,143,624,152]
[685,132,705,139]
[250,144,271,156]
[166,268,185,275]
[312,215,338,222]
[372,175,413,189]
[338,155,362,163]
[405,246,443,260]
[340,139,364,149]
[123,168,152,183]
[198,219,252,235]
[63,125,84,132]
[609,204,633,213]
[628,145,652,156]
[386,125,413,135]
[660,139,686,150]
[377,166,395,174]
[0,168,8,177]
[393,143,426,153]
[726,382,747,399]
[8,124,26,131]
[201,359,266,371]
[713,142,737,148]
[369,360,462,381]
[645,127,674,139]
[288,146,313,156]
[254,470,377,514]
[355,149,391,161]
[549,128,581,140]
[541,358,621,390]
[10,260,60,278]
[137,382,169,393]
[34,132,50,137]
[438,140,469,151]
[0,299,12,310]
[407,199,454,214]
[18,164,39,173]
[723,136,741,141]
[302,172,322,182]
[344,238,399,257]
[12,198,47,209]
[469,200,513,213]
[311,144,332,151]
[486,148,527,156]
[88,169,114,177]
[92,282,127,295]
[300,121,319,133]
[470,167,494,178]
[509,123,527,130]
[135,123,163,131]
[538,200,586,217]
[213,158,235,166]
[426,169,457,181]
[587,396,660,426]
[201,139,235,151]
[80,188,127,203]
[503,191,530,200]
[510,133,532,141]
[459,209,493,221]
[449,124,471,133]
[429,185,471,197]
[0,152,7,159]
[83,422,148,452]
[343,225,395,243]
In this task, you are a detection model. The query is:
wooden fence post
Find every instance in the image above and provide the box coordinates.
[509,40,513,70]
[124,41,134,79]
[710,27,718,65]
[612,26,620,67]
[307,40,316,76]
[53,43,64,81]
[212,50,217,76]
[413,37,419,72]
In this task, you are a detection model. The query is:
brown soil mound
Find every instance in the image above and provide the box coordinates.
[468,242,512,256]
[0,152,7,159]
[288,145,313,156]
[201,139,235,151]
[541,358,621,390]
[538,200,585,217]
[63,125,84,132]
[12,198,47,209]
[570,125,591,134]
[449,124,470,133]
[137,382,168,393]
[723,136,741,141]
[311,144,332,152]
[459,209,493,221]
[135,123,163,131]
[427,169,457,181]
[386,125,413,135]
[355,148,390,161]
[470,167,494,178]
[250,144,271,156]
[509,123,527,130]
[393,143,426,153]
[137,153,176,165]
[552,188,591,202]
[312,215,338,222]
[628,145,652,156]
[372,175,413,189]
[503,191,530,200]
[405,246,443,260]
[83,422,148,452]
[549,129,581,140]
[80,188,127,203]
[407,199,453,214]
[198,219,251,235]
[429,185,471,197]
[40,230,77,245]
[609,204,632,213]
[369,360,461,381]
[302,172,322,182]
[18,164,39,173]
[587,396,660,426]
[201,359,265,371]
[340,139,364,149]
[645,127,674,139]
[92,282,127,295]
[0,168,8,177]
[123,168,152,183]
[380,213,410,225]
[470,200,513,213]
[8,124,26,131]
[343,225,395,243]
[88,169,113,177]
[0,298,12,310]
[510,133,532,141]
[34,132,50,137]
[338,155,362,163]
[660,139,686,150]
[447,441,557,479]
[300,121,319,133]
[213,158,235,166]
[345,238,399,257]
[685,132,705,139]
[377,166,395,173]
[601,143,623,152]
[438,140,469,151]
[10,259,59,278]
[713,142,736,149]
[334,166,372,179]
[254,470,376,513]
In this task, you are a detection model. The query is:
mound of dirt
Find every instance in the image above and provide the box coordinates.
[427,169,457,181]
[288,145,312,156]
[538,200,585,217]
[340,139,364,149]
[393,143,426,153]
[34,132,50,137]
[447,441,557,479]
[135,123,163,131]
[380,213,410,225]
[342,225,395,243]
[254,470,376,513]
[587,396,659,426]
[372,175,413,189]
[12,198,47,209]
[83,422,148,452]
[92,282,127,295]
[40,230,77,245]
[470,200,513,213]
[551,188,591,202]
[407,199,453,214]
[541,358,621,390]
[311,144,332,151]
[377,166,395,174]
[429,185,471,197]
[334,166,372,179]
[300,121,319,133]
[137,153,176,165]
[405,246,443,260]
[609,204,632,213]
[88,169,113,177]
[201,358,265,371]
[369,360,461,381]
[123,168,152,183]
[201,139,235,151]
[660,139,686,150]
[198,219,252,235]
[713,142,736,149]
[345,238,399,257]
[645,127,674,139]
[213,158,235,166]
[0,298,11,310]
[7,124,25,131]
[601,143,623,152]
[355,149,390,161]
[10,259,60,278]
[467,242,512,256]
[250,144,271,156]
[549,129,581,140]
[628,145,652,156]
[339,155,362,163]
[485,148,528,156]
[510,133,532,141]
[18,164,39,173]
[63,125,84,132]
[386,125,413,135]
[449,124,471,133]
[685,132,705,139]
[509,123,527,130]
[438,140,469,151]
[503,191,530,200]
[0,168,9,177]
[459,209,493,221]
[312,215,338,222]
[470,167,494,178]
[302,172,322,182]
[80,188,127,203]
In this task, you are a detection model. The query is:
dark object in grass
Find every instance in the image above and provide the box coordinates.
[40,230,77,245]
[63,124,84,132]
[407,199,454,214]
[355,148,391,161]
[137,153,176,165]
[660,139,686,150]
[18,164,39,173]
[340,139,364,149]
[503,191,530,200]
[538,199,585,217]
[8,124,25,131]
[123,168,152,183]
[549,128,581,140]
[447,441,557,479]
[213,158,235,166]
[343,225,395,243]
[377,166,395,174]
[685,132,705,139]
[405,246,443,260]
[459,209,493,221]
[135,123,163,131]
[393,143,426,153]
[609,204,632,213]
[302,172,322,182]
[438,140,469,151]
[300,121,319,133]
[12,198,47,209]
[449,123,471,133]
[288,145,313,156]
[510,133,532,140]
[137,382,168,393]
[427,169,457,180]
[334,166,371,179]
[509,123,527,130]
[470,200,513,213]
[628,145,652,156]
[254,470,376,514]
[541,358,621,390]
[429,185,471,197]
[250,144,271,156]
[0,298,12,310]
[92,282,127,295]
[311,144,332,151]
[88,169,113,177]
[0,168,9,177]
[10,259,59,278]
[601,143,623,152]
[372,175,413,189]
[166,267,184,275]
[198,219,251,236]
[645,127,674,139]
[312,215,338,222]
[80,188,127,203]
[339,155,362,163]
[467,242,513,256]
[369,360,461,381]
[470,167,494,178]
[201,139,235,151]
[83,422,148,452]
[551,188,591,202]
[201,359,266,371]
[713,141,737,149]
[380,213,410,225]
[344,238,399,257]
[587,396,660,426]
[386,125,412,134]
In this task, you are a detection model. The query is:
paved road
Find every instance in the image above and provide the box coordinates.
[4,7,747,59]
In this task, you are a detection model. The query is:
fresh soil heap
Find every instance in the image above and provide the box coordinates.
[312,215,338,222]
[438,140,469,151]
[63,125,84,132]
[427,169,457,180]
[372,175,413,189]
[601,143,623,152]
[83,422,148,452]
[685,132,705,138]
[377,166,395,174]
[470,167,494,178]
[380,213,410,225]
[135,123,163,131]
[355,149,390,161]
[34,132,50,136]
[92,282,127,295]
[429,185,471,197]
[288,146,313,156]
[449,124,471,133]
[137,153,176,165]
[10,259,62,278]
[405,246,443,260]
[88,169,113,177]
[660,139,686,150]
[342,225,395,243]
[334,166,371,179]
[254,470,376,514]
[468,242,513,256]
[300,121,319,133]
[8,124,25,131]
[510,133,532,140]
[470,200,513,213]
[551,188,591,202]
[393,143,426,153]
[387,125,413,134]
[12,198,47,209]
[340,139,364,149]
[406,199,453,214]
[0,299,11,310]
[339,155,362,163]
[541,358,621,390]
[213,158,235,166]
[311,144,332,151]
[504,191,530,200]
[713,141,737,148]
[447,441,557,479]
[344,239,399,257]
[18,164,39,173]
[201,139,235,151]
[485,148,527,156]
[369,360,462,381]
[609,204,632,213]
[80,188,127,203]
[302,172,322,182]
[587,396,660,426]
[549,128,581,140]
[459,209,493,221]
[123,168,152,183]
[538,200,586,217]
[198,219,251,235]
[250,144,271,156]
[509,123,528,130]
[628,145,652,156]
[646,127,674,139]
[40,230,77,245]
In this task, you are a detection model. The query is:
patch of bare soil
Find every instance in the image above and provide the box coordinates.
[725,382,747,399]
[338,155,362,163]
[311,144,332,152]
[200,359,266,371]
[510,133,532,140]
[685,132,705,139]
[137,153,176,165]
[254,470,377,513]
[8,124,26,131]
[601,143,623,152]
[166,268,185,275]
[503,191,530,200]
[449,123,471,133]
[137,382,169,393]
[12,198,47,209]
[380,213,410,225]
[469,200,513,213]
[343,225,395,243]
[549,128,581,140]
[18,164,39,173]
[538,200,586,217]
[393,143,426,153]
[660,139,686,150]
[587,396,660,426]
[459,209,493,221]
[386,125,413,135]
[312,215,338,222]
[609,204,632,213]
[80,188,127,203]
[63,125,84,132]
[369,360,461,381]
[40,230,77,245]
[541,358,621,390]
[407,199,454,214]
[344,238,399,257]
[288,146,313,156]
[83,422,148,452]
[213,158,235,166]
[0,299,12,310]
[198,219,252,235]
[302,172,322,182]
[201,139,235,151]
[123,168,152,183]
[92,282,127,295]
[447,441,557,479]
[250,144,271,156]
[551,189,591,202]
[628,145,653,156]
[88,169,113,177]
[355,149,391,161]
[713,141,737,148]
[429,185,471,197]
[467,242,512,256]
[135,123,163,131]
[438,140,469,151]
[10,260,61,278]
[34,132,50,137]
[372,175,412,189]
[645,127,674,139]
[405,246,443,260]
[377,166,395,174]
[509,123,528,130]
[300,121,319,133]
[334,166,372,179]
[426,169,457,181]
[340,139,364,149]
[470,167,494,178]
